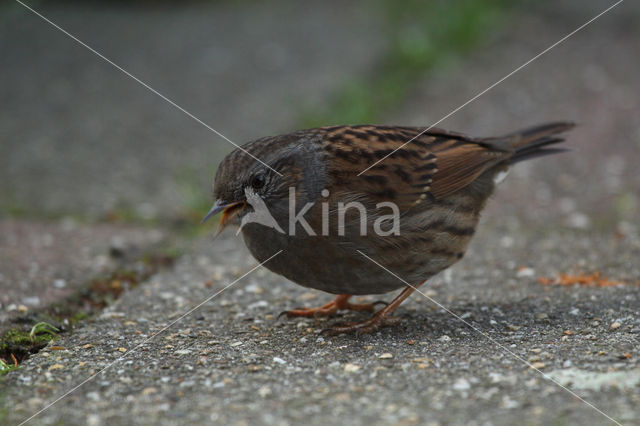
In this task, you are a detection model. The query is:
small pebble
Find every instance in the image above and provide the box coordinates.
[344,363,361,373]
[258,386,272,397]
[610,321,621,330]
[379,353,393,359]
[453,378,471,391]
[141,387,157,395]
[516,267,535,278]
[86,392,101,402]
[502,395,520,409]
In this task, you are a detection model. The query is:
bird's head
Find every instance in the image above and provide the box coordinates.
[202,132,324,233]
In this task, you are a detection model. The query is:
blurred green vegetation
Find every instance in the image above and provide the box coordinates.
[300,0,512,127]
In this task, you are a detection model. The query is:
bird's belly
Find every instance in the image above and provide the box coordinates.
[264,249,406,294]
[240,225,454,295]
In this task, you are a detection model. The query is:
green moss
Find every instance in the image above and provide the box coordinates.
[1,329,31,348]
[0,359,19,376]
[68,312,89,324]
[29,322,59,341]
[0,323,59,369]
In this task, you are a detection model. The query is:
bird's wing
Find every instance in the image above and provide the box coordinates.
[323,125,510,210]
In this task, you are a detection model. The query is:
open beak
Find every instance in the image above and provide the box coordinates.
[201,199,246,234]
[201,199,230,224]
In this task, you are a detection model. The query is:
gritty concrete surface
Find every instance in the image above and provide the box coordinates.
[0,219,165,325]
[2,227,639,425]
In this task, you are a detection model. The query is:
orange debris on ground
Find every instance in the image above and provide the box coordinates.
[538,271,624,287]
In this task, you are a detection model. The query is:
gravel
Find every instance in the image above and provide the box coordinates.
[2,226,639,425]
[0,219,165,326]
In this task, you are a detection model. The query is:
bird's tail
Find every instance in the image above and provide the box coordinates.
[500,121,575,164]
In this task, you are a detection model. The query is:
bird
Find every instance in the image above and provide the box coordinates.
[203,122,575,335]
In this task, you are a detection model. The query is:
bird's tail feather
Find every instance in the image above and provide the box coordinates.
[503,122,575,164]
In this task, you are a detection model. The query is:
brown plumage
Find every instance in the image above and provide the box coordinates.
[205,122,575,334]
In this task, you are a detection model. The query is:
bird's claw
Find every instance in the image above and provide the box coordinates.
[322,315,401,336]
[277,296,386,321]
[278,308,333,320]
[277,310,291,320]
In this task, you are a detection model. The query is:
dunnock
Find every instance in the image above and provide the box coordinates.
[204,122,574,334]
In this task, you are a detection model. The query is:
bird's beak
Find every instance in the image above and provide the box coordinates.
[201,199,246,234]
[201,199,230,224]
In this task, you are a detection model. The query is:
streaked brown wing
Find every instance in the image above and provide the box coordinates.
[427,140,508,199]
[322,125,510,209]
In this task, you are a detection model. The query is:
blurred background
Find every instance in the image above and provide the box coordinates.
[0,0,638,231]
[1,3,639,421]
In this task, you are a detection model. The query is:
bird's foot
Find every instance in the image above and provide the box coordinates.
[324,311,402,336]
[279,294,386,319]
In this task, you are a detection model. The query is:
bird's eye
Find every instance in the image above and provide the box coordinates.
[250,174,265,189]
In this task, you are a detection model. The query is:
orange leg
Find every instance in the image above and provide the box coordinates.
[326,281,425,336]
[280,294,386,318]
